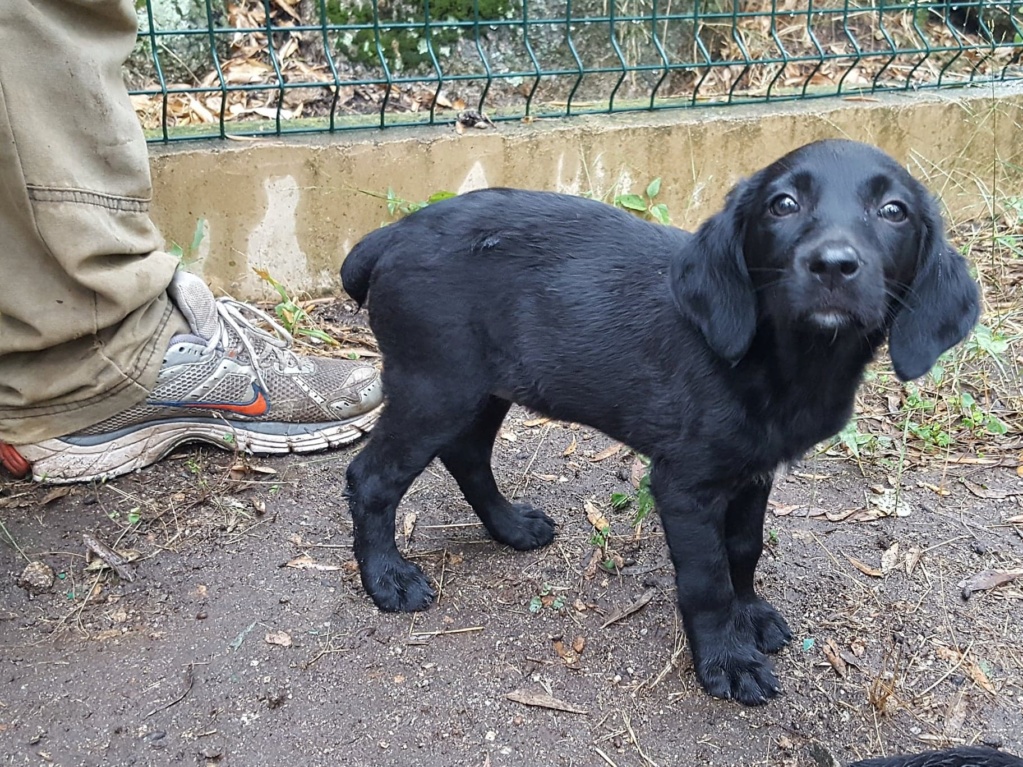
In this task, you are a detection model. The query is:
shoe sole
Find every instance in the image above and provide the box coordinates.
[17,407,381,484]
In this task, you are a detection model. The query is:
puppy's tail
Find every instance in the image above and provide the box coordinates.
[341,227,389,307]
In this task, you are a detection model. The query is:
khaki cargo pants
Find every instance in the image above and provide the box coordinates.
[0,0,187,444]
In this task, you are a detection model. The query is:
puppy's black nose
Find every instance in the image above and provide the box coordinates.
[806,245,860,289]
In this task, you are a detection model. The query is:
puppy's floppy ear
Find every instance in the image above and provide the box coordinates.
[671,180,758,364]
[888,197,980,382]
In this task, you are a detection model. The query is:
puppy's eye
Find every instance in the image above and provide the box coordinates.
[879,202,907,222]
[769,194,800,217]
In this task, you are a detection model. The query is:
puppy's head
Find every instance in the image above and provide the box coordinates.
[677,139,979,380]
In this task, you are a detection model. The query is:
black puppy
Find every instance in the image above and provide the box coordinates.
[849,746,1023,767]
[341,139,979,705]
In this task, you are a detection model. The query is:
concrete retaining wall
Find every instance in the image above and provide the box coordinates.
[149,84,1023,301]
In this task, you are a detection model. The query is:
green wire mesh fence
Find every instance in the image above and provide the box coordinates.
[128,1,1023,141]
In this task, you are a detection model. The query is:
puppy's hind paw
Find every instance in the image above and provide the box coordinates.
[488,503,557,551]
[361,557,436,613]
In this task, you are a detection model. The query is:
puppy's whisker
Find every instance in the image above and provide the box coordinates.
[754,278,791,293]
[883,287,914,313]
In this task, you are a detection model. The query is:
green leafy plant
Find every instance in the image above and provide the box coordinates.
[359,188,457,220]
[614,178,670,225]
[964,324,1011,375]
[834,418,890,460]
[899,383,953,450]
[253,268,337,346]
[954,391,1008,436]
[168,217,206,265]
[610,455,656,529]
[528,583,566,613]
[327,0,512,72]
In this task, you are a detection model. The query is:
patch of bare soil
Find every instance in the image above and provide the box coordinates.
[2,398,1022,766]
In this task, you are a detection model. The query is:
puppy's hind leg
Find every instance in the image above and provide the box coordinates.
[725,475,792,654]
[346,386,479,613]
[439,396,556,551]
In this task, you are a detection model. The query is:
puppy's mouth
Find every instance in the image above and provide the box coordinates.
[808,309,854,330]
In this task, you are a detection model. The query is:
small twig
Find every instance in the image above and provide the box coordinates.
[913,640,974,700]
[82,533,136,582]
[513,423,551,498]
[601,588,657,629]
[410,626,484,638]
[506,688,588,715]
[623,712,658,767]
[0,518,29,562]
[594,746,620,767]
[145,664,196,718]
[436,548,448,605]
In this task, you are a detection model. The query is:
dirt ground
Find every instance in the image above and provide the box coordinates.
[2,304,1023,767]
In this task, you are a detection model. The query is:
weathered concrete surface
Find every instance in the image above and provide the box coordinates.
[149,84,1023,300]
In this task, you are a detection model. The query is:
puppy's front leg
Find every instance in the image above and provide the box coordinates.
[725,476,792,654]
[651,462,781,705]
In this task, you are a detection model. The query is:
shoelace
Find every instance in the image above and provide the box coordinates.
[209,298,304,393]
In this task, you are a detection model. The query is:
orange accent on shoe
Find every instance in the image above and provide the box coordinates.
[150,383,270,418]
[181,387,269,417]
[0,442,31,479]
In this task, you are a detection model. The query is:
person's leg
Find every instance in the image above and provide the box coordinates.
[0,0,382,483]
[0,0,183,443]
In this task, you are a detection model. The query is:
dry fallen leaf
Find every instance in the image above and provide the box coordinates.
[846,553,883,578]
[444,551,464,566]
[943,688,968,737]
[961,479,1023,500]
[523,417,550,427]
[880,542,901,574]
[589,443,623,462]
[935,645,996,694]
[630,457,646,489]
[769,501,804,517]
[918,481,951,497]
[563,436,577,457]
[402,511,417,541]
[584,499,610,532]
[905,546,923,576]
[265,631,293,648]
[822,638,847,677]
[40,487,71,505]
[552,639,578,665]
[958,568,1023,599]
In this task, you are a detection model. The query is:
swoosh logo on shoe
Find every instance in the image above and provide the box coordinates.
[152,383,270,417]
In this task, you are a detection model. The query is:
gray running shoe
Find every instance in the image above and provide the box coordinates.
[1,271,382,483]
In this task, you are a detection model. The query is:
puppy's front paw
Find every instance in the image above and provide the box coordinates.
[360,556,436,612]
[737,597,792,654]
[488,503,557,551]
[694,641,781,706]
